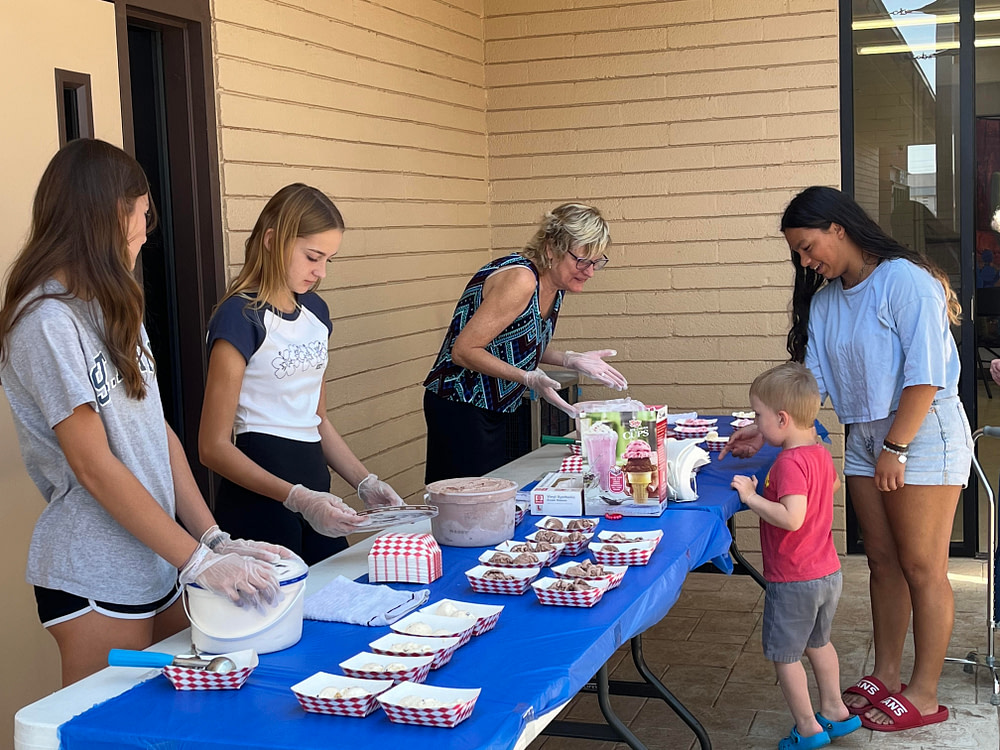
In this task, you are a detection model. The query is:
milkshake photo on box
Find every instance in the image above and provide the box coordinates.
[579,406,669,517]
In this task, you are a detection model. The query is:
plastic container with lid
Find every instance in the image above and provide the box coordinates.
[184,556,308,655]
[424,477,517,547]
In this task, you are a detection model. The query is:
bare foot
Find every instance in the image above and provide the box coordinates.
[842,691,870,711]
[864,690,939,727]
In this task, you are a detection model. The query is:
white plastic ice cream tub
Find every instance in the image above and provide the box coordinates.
[425,477,517,547]
[184,557,308,655]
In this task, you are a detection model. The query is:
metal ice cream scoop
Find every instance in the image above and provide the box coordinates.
[108,648,236,673]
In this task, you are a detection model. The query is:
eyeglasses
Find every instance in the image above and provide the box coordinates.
[567,250,609,271]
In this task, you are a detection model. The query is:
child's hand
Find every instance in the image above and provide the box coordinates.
[731,474,758,502]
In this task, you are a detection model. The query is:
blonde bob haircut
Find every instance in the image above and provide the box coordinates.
[749,362,821,429]
[221,183,344,309]
[521,203,610,272]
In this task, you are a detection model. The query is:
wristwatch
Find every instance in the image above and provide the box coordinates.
[881,441,908,464]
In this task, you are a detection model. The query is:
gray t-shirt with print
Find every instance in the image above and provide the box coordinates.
[1,281,177,603]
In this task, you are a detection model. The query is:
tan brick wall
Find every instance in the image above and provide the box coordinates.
[213,0,490,504]
[483,0,844,551]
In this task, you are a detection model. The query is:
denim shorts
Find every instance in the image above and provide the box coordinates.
[762,571,842,663]
[843,395,973,486]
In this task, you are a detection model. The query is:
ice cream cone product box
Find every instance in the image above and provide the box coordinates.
[579,403,670,517]
[368,533,443,584]
[529,471,585,517]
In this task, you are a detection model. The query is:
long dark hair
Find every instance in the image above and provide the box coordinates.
[0,139,156,398]
[781,186,960,362]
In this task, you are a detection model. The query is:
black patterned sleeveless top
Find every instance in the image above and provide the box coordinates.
[423,254,564,413]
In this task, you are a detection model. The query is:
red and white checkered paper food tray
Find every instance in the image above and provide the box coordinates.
[464,564,539,595]
[531,577,610,607]
[390,612,477,647]
[494,540,563,566]
[550,560,628,590]
[162,649,257,691]
[291,673,392,717]
[368,633,462,669]
[339,652,434,685]
[560,455,584,473]
[377,683,481,729]
[368,532,442,584]
[589,540,657,566]
[526,529,592,557]
[416,598,504,636]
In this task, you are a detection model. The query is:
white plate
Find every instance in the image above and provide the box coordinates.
[354,505,439,532]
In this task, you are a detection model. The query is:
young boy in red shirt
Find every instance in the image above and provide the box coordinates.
[732,363,861,750]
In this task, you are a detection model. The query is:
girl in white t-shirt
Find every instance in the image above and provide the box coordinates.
[200,184,403,565]
[0,139,285,686]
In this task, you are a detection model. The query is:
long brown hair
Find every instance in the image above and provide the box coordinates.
[0,139,156,398]
[782,186,961,363]
[221,183,345,309]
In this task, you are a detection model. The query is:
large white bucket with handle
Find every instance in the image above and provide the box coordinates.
[184,557,308,655]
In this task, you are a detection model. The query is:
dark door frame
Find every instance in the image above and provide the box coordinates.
[838,0,979,557]
[108,0,224,496]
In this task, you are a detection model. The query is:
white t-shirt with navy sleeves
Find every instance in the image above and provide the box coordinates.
[207,292,333,443]
[805,257,960,424]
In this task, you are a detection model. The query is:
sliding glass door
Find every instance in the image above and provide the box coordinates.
[845,0,992,556]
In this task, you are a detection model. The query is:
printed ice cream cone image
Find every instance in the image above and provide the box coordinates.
[623,439,655,503]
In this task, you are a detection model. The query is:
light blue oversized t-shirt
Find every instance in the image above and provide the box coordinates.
[805,257,960,424]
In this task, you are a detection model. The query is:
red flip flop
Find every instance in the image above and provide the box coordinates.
[843,676,905,715]
[859,693,949,732]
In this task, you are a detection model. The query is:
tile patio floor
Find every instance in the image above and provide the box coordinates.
[528,554,1000,750]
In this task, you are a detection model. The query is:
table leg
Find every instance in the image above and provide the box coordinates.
[727,516,767,590]
[627,635,712,750]
[540,663,648,749]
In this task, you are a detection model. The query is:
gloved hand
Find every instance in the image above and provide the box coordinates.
[199,525,293,564]
[563,350,628,391]
[284,484,367,537]
[522,368,579,418]
[178,544,280,610]
[357,474,405,508]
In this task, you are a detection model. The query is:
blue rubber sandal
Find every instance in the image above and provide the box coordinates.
[815,712,861,739]
[778,727,831,750]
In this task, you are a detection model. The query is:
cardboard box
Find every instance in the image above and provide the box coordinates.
[578,405,669,516]
[529,471,584,516]
[368,533,442,584]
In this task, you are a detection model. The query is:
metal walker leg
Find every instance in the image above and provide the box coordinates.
[944,427,1000,706]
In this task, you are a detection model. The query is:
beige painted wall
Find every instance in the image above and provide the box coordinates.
[211,0,491,506]
[0,0,123,739]
[482,0,843,552]
[2,0,849,735]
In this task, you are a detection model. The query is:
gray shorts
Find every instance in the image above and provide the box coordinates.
[844,395,972,486]
[762,571,842,663]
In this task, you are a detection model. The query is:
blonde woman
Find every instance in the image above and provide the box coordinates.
[199,184,403,566]
[423,203,627,483]
[0,140,284,685]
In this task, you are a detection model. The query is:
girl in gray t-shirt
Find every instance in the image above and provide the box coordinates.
[0,139,288,686]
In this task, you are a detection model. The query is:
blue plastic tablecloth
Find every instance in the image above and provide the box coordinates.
[668,417,826,521]
[59,510,731,750]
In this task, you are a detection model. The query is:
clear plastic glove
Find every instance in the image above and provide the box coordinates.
[284,484,367,537]
[563,350,628,391]
[522,368,579,418]
[717,424,764,460]
[357,474,404,508]
[178,544,280,610]
[199,525,293,564]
